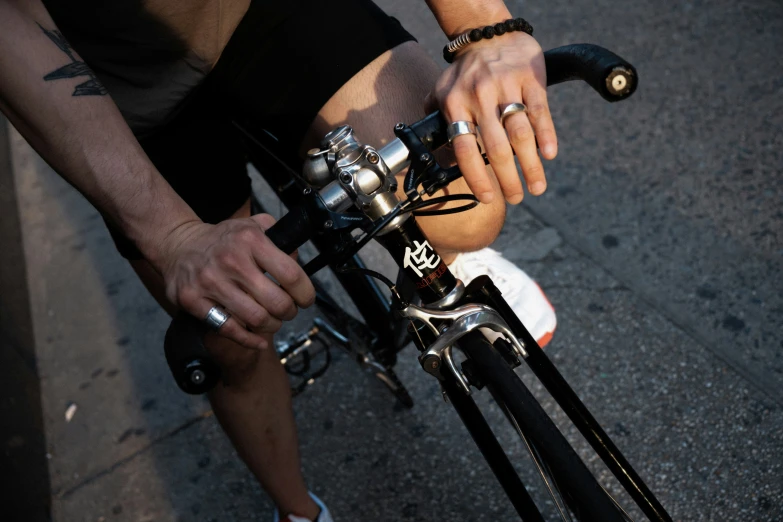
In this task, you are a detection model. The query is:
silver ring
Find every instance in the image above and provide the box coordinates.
[500,103,527,125]
[205,306,230,331]
[446,120,477,143]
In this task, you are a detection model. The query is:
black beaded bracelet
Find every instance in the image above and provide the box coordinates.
[443,18,534,63]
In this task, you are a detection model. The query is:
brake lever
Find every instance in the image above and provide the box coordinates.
[421,164,463,195]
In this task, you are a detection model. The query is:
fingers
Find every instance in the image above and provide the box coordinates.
[442,86,553,204]
[251,237,315,310]
[452,134,496,203]
[222,216,314,311]
[251,212,277,231]
[166,216,314,351]
[250,213,315,308]
[477,94,524,204]
[208,277,285,333]
[501,107,545,196]
[441,100,497,203]
[186,255,286,336]
[432,34,558,204]
[208,241,299,322]
[197,298,270,350]
[524,57,558,161]
[241,271,298,321]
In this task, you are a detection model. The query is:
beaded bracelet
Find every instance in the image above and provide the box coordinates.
[443,18,534,63]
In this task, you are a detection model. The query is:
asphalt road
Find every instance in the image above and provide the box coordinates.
[5,0,782,520]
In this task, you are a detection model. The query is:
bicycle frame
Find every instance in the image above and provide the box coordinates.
[238,120,671,522]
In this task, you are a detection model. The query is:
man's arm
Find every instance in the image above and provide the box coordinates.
[0,0,198,267]
[0,0,314,349]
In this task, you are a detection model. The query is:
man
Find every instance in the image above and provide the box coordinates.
[0,0,558,519]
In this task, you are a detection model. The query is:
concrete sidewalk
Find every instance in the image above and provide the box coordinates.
[0,117,51,521]
[4,0,783,520]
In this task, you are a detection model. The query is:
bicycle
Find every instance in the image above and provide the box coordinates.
[163,43,673,521]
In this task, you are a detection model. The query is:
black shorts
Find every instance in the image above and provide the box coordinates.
[107,0,415,259]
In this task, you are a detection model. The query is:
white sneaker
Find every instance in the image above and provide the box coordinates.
[448,247,557,347]
[274,492,333,522]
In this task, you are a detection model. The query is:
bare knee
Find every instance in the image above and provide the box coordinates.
[418,189,506,254]
[206,333,271,392]
[455,199,506,251]
[301,41,440,154]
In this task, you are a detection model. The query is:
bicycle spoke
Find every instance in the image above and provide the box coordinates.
[496,397,573,522]
[527,441,575,522]
[497,393,638,522]
[600,485,635,522]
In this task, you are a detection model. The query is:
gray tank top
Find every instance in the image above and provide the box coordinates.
[43,0,249,135]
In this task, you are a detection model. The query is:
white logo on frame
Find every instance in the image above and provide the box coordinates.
[403,240,441,278]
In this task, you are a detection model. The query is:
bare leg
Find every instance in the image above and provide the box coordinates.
[303,41,508,262]
[131,200,320,520]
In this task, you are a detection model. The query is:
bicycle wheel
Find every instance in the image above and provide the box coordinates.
[454,331,626,522]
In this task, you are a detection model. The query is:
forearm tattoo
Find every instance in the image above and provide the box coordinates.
[38,23,107,96]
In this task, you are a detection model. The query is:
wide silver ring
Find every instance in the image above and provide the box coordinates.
[446,120,477,143]
[500,102,527,125]
[205,306,230,331]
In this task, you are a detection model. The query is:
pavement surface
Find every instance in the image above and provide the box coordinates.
[0,118,51,521]
[3,0,782,520]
